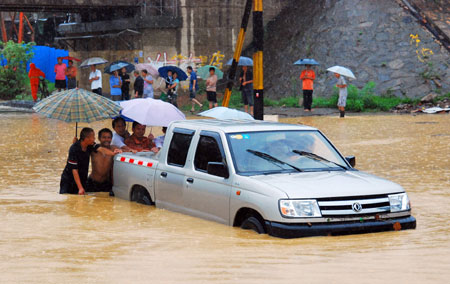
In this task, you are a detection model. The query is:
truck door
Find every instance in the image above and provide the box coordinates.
[155,128,195,212]
[184,131,231,225]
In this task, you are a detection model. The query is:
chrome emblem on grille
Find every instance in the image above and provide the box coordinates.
[352,202,362,212]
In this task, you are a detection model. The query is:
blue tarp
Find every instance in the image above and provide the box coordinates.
[28,46,69,83]
[1,45,69,83]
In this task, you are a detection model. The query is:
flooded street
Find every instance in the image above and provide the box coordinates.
[0,113,449,283]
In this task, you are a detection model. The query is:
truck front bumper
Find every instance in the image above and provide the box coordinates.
[265,216,416,239]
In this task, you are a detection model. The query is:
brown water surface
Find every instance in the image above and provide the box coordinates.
[0,113,449,283]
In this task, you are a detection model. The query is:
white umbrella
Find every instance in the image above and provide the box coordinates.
[198,107,254,120]
[120,98,185,127]
[327,66,356,79]
[135,63,159,77]
[80,57,108,68]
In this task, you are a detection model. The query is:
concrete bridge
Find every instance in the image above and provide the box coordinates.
[0,0,141,12]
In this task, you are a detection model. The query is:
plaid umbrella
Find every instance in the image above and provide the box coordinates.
[33,88,122,136]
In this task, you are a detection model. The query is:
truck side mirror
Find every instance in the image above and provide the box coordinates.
[345,156,356,167]
[207,162,229,178]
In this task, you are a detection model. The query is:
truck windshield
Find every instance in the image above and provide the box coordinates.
[226,130,348,175]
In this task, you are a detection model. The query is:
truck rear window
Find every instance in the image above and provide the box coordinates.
[167,132,194,167]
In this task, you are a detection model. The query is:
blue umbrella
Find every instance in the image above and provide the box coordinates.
[225,56,253,66]
[158,66,188,81]
[294,58,320,65]
[104,61,135,74]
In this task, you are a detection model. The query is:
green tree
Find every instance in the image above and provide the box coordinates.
[0,41,35,99]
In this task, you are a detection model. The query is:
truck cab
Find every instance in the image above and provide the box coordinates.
[113,120,416,238]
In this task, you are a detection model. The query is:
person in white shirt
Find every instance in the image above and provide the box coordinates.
[111,117,135,152]
[154,127,167,149]
[89,65,103,96]
[335,73,348,118]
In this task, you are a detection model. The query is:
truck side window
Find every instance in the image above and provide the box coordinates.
[194,136,223,172]
[167,132,193,167]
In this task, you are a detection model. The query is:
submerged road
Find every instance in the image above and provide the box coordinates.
[0,113,449,283]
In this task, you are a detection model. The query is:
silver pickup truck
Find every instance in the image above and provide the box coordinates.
[113,120,416,238]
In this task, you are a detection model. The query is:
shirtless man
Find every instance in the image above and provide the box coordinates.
[86,128,122,194]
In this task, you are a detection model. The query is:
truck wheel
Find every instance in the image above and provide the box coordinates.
[241,216,266,234]
[139,192,152,205]
[132,188,153,205]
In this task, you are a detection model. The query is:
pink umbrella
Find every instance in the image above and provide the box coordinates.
[135,63,159,77]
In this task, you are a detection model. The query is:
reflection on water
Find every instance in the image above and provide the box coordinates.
[0,113,449,283]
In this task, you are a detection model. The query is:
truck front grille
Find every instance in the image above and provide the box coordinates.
[317,194,391,218]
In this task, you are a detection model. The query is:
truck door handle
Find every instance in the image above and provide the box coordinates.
[186,178,194,183]
[160,172,167,178]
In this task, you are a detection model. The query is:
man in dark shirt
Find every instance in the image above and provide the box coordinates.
[120,67,131,100]
[133,70,144,98]
[59,127,116,195]
[239,66,254,115]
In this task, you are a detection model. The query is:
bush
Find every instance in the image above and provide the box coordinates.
[279,96,299,107]
[312,81,420,112]
[0,41,35,100]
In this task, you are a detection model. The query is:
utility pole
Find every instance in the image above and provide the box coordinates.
[0,13,8,42]
[18,12,24,43]
[222,0,252,107]
[222,0,264,120]
[252,0,264,120]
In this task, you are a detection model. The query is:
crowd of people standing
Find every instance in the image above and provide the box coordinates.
[36,57,348,117]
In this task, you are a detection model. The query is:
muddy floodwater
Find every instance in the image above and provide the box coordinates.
[0,113,449,283]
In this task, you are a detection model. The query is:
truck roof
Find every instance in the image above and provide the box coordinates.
[170,119,317,133]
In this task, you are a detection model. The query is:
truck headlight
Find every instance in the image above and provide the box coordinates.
[389,193,411,212]
[279,199,322,218]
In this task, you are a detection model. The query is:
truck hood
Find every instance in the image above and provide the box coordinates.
[248,170,404,199]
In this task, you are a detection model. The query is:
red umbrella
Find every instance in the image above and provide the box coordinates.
[58,56,81,62]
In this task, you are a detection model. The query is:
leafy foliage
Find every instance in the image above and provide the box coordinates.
[0,41,35,99]
[312,81,420,111]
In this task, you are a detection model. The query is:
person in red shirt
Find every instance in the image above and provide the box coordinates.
[124,122,158,152]
[28,63,45,102]
[300,64,316,111]
[54,57,67,92]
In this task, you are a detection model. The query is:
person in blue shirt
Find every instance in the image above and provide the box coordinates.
[109,70,122,101]
[167,71,180,108]
[187,66,203,113]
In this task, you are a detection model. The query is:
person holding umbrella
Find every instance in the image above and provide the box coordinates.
[300,64,316,112]
[142,69,154,99]
[167,72,180,107]
[89,65,103,96]
[59,127,120,195]
[335,73,348,118]
[326,66,355,118]
[239,66,253,115]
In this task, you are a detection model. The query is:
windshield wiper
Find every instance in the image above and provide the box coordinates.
[247,149,303,172]
[292,150,348,170]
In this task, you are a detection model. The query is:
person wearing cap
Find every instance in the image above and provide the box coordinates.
[66,60,77,89]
